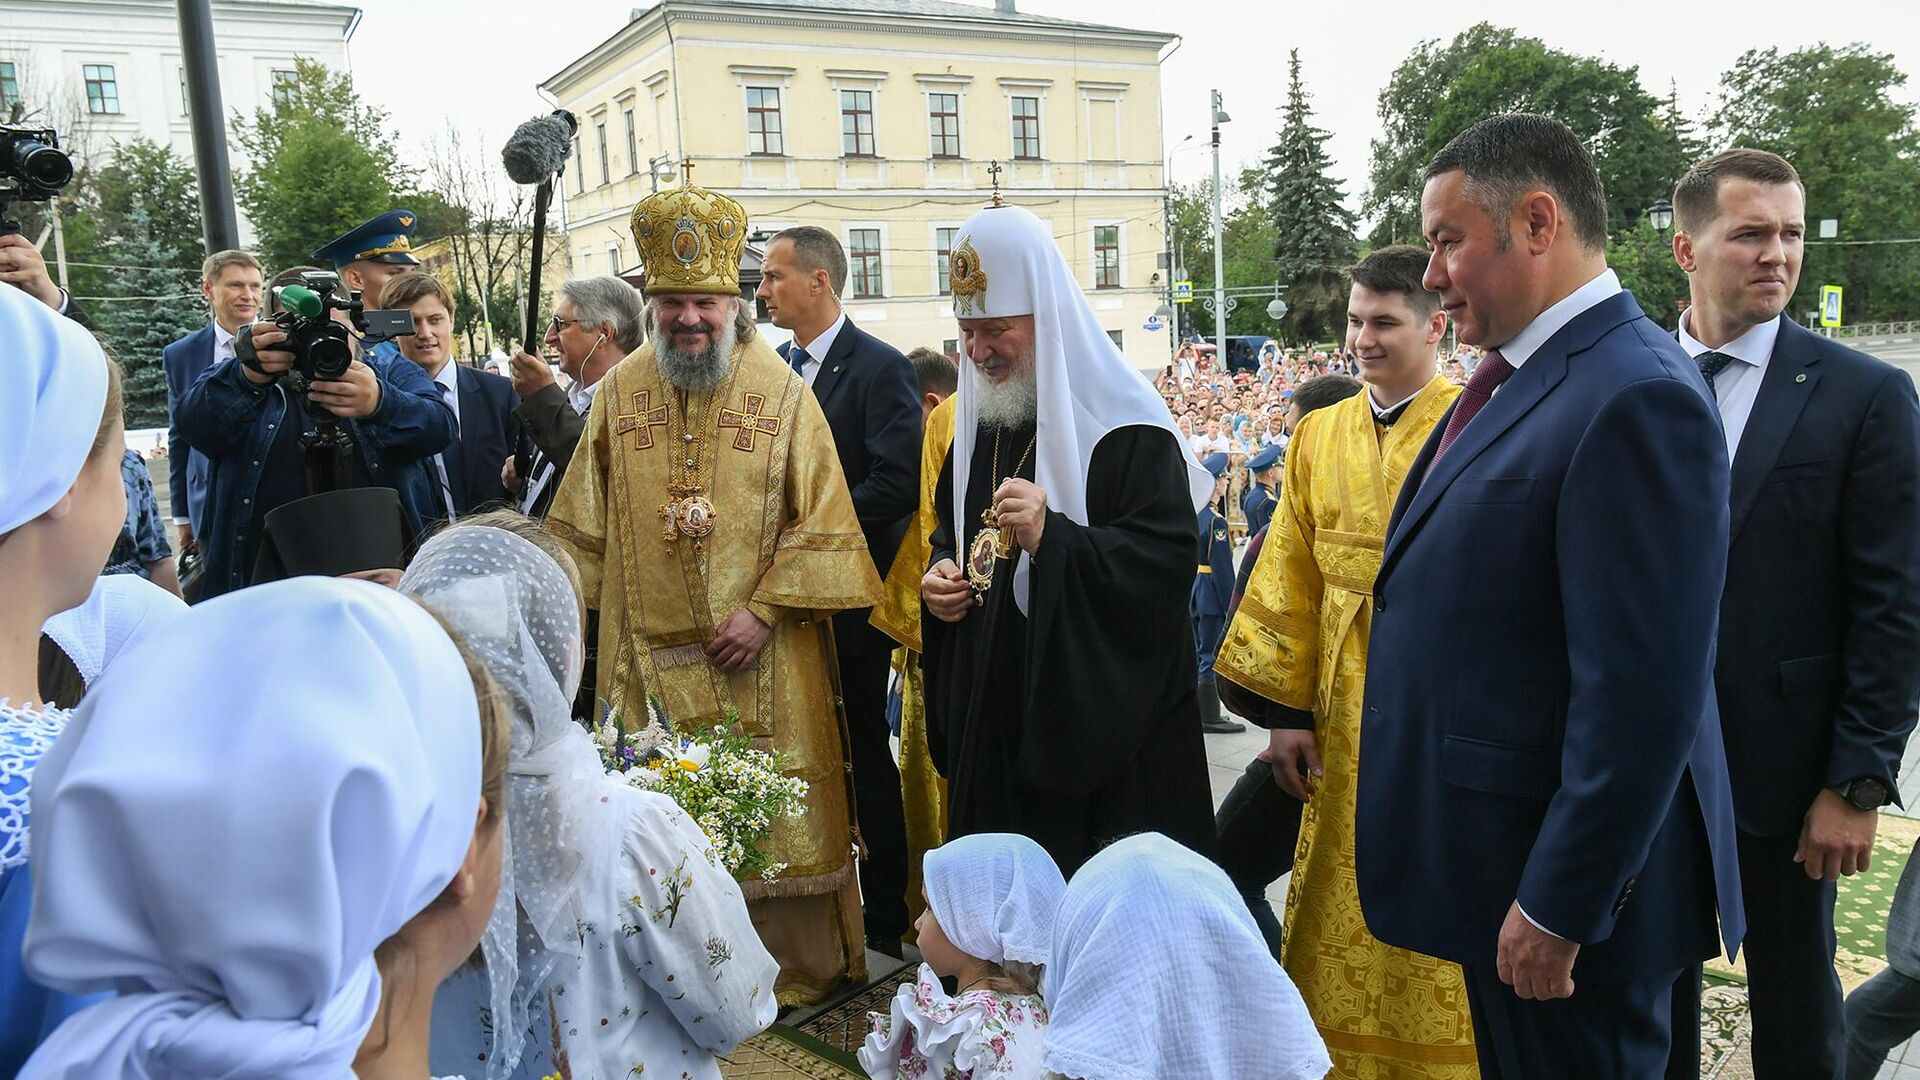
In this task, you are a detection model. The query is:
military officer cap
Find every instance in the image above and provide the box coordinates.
[312,209,421,269]
[1203,452,1230,479]
[1247,444,1282,472]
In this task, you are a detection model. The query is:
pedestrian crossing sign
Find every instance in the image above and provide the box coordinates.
[1821,285,1844,328]
[1174,280,1194,304]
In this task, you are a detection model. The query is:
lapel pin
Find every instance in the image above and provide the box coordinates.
[1796,373,1807,383]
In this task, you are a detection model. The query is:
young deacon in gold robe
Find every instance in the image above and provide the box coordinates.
[869,348,958,938]
[1214,246,1478,1077]
[548,176,883,1007]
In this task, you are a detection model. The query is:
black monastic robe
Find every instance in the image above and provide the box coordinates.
[922,421,1215,874]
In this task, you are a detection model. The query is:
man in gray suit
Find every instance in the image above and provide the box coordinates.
[1845,844,1920,1078]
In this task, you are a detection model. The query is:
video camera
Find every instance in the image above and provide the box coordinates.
[263,270,416,384]
[0,124,76,237]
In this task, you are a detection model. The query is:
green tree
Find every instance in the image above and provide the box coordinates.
[1710,43,1920,321]
[92,208,205,428]
[1366,25,1687,247]
[1611,220,1690,329]
[61,138,204,301]
[231,58,413,270]
[1166,174,1288,346]
[1261,50,1357,344]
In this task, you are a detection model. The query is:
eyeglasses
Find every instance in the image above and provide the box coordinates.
[547,315,582,332]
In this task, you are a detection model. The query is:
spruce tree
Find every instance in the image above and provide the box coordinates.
[93,207,205,429]
[1263,50,1358,344]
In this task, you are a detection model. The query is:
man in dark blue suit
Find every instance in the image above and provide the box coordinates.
[758,226,921,954]
[1669,149,1920,1077]
[386,271,517,523]
[1356,114,1745,1076]
[163,250,264,552]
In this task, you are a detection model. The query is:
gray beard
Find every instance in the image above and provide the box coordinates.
[653,314,737,392]
[975,369,1038,429]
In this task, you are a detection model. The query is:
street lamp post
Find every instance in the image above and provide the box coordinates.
[1647,198,1675,234]
[1209,89,1230,360]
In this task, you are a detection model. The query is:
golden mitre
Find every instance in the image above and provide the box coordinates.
[629,169,748,296]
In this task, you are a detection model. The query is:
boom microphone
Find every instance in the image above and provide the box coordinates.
[502,110,577,185]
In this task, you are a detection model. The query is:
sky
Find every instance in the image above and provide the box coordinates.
[349,0,1920,225]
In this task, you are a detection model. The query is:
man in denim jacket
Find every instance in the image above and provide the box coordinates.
[176,316,454,598]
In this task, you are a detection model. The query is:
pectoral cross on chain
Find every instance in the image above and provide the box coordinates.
[717,393,782,451]
[615,389,669,450]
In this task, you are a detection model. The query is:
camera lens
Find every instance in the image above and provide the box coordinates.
[307,331,354,382]
[8,138,74,192]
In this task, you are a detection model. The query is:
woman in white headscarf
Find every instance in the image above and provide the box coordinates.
[19,576,509,1080]
[0,284,127,1074]
[1042,833,1331,1080]
[861,832,1063,1079]
[408,512,777,1080]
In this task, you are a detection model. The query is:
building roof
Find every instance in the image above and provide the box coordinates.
[628,0,1170,36]
[548,0,1173,92]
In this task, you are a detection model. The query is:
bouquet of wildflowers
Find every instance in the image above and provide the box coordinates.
[593,698,808,882]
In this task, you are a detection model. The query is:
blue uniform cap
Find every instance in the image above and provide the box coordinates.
[1202,452,1230,478]
[311,209,422,268]
[1247,444,1282,471]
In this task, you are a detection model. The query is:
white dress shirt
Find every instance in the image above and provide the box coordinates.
[1678,310,1778,460]
[523,371,604,515]
[1493,269,1623,381]
[791,311,847,388]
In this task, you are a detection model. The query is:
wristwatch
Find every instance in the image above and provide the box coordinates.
[1837,777,1891,812]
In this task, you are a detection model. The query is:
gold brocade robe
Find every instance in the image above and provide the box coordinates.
[1216,376,1480,1078]
[870,396,957,937]
[547,334,883,1005]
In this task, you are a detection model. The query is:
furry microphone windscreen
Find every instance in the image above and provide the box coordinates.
[502,111,576,185]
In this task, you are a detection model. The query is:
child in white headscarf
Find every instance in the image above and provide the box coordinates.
[1041,833,1331,1080]
[0,283,127,1074]
[19,577,510,1080]
[860,832,1063,1079]
[407,512,778,1080]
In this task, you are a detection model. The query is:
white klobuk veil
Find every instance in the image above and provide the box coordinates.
[400,524,607,1077]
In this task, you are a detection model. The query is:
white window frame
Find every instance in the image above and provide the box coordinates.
[998,78,1052,162]
[828,70,887,159]
[1091,220,1124,290]
[731,66,795,158]
[915,74,972,162]
[844,222,890,300]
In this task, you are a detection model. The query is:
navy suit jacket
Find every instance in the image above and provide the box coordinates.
[163,325,219,534]
[1711,318,1920,836]
[778,318,921,655]
[1357,289,1745,982]
[442,363,518,518]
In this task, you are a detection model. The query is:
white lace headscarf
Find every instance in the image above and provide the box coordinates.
[1043,833,1332,1080]
[922,832,1065,969]
[20,578,483,1079]
[400,523,603,1079]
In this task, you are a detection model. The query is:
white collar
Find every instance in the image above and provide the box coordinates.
[212,319,238,352]
[1495,268,1622,369]
[1367,381,1428,417]
[431,358,459,395]
[793,311,847,364]
[568,372,604,415]
[1677,309,1779,369]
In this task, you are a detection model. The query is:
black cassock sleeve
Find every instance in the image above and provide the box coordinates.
[1017,424,1199,800]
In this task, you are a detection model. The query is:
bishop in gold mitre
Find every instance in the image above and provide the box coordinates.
[547,167,883,1006]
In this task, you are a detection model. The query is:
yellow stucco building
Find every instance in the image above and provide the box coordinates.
[541,0,1177,369]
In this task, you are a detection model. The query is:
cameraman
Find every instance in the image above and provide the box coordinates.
[175,265,455,598]
[0,233,90,328]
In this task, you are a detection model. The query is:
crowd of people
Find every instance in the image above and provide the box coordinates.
[2,108,1920,1080]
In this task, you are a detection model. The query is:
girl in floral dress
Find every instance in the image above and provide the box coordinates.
[860,833,1064,1079]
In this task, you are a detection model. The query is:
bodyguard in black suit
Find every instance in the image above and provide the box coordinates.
[758,227,921,951]
[1670,149,1920,1078]
[387,272,518,523]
